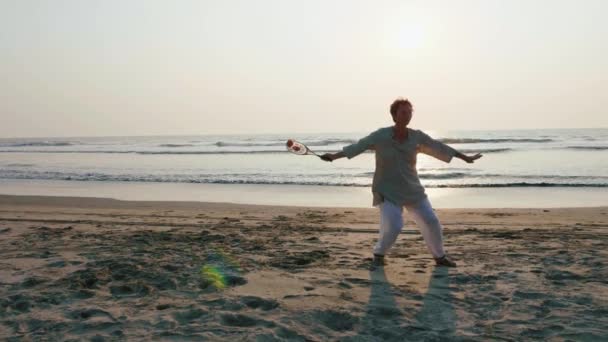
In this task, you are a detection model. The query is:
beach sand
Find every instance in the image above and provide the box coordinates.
[0,195,606,340]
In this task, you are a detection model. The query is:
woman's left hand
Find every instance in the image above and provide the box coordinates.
[461,153,483,163]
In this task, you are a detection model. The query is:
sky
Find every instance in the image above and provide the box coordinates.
[1,0,607,138]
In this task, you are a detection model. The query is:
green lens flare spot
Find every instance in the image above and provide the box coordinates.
[201,265,226,289]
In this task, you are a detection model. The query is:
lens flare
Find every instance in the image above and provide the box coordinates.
[200,248,242,290]
[200,265,226,289]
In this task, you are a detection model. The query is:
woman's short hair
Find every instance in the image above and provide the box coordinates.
[390,98,412,116]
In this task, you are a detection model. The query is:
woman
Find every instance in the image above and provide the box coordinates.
[321,98,482,267]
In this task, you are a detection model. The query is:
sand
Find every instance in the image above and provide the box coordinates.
[0,195,606,341]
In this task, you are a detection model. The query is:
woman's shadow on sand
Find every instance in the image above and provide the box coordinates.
[346,265,456,341]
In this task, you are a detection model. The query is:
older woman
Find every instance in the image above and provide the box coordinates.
[321,98,482,267]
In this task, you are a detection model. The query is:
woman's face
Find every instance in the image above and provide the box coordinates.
[393,104,413,126]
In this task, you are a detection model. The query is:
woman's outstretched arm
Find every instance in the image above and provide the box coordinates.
[418,130,483,163]
[322,129,382,162]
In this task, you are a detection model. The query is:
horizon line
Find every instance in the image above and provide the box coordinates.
[1,126,606,140]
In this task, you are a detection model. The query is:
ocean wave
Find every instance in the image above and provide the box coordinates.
[214,138,355,147]
[459,148,512,153]
[440,138,553,144]
[158,144,196,148]
[0,150,133,154]
[214,141,282,147]
[138,150,300,155]
[418,167,480,172]
[565,146,608,150]
[1,170,606,188]
[428,174,608,181]
[3,163,36,167]
[420,172,470,180]
[305,139,357,146]
[1,141,76,147]
[356,171,471,180]
[0,170,368,187]
[0,147,506,155]
[0,150,336,155]
[428,183,608,188]
[528,174,608,180]
[359,170,580,181]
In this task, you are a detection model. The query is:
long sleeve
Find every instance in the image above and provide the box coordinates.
[342,129,382,159]
[416,130,457,163]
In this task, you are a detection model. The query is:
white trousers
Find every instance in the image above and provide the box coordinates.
[373,198,445,258]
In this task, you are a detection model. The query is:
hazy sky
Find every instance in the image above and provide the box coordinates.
[1,0,607,137]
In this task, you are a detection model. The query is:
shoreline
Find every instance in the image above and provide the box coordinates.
[1,194,608,211]
[1,195,606,236]
[1,179,607,208]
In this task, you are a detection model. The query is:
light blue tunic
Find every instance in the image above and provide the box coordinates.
[342,126,457,207]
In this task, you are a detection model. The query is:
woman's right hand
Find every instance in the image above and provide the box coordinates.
[320,153,334,162]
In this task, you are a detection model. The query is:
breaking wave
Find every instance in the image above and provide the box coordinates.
[0,141,76,147]
[158,144,196,148]
[565,146,608,150]
[1,169,605,188]
[439,138,553,144]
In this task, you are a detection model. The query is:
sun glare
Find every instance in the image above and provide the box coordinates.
[396,23,426,50]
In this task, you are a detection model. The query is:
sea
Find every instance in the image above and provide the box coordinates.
[0,128,606,208]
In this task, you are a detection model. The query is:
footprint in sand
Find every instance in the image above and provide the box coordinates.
[198,274,247,290]
[66,308,115,321]
[273,215,290,222]
[513,290,546,300]
[344,277,372,287]
[26,291,70,308]
[47,260,67,268]
[220,313,274,328]
[485,213,515,218]
[311,310,359,332]
[64,269,101,289]
[15,276,47,290]
[172,308,208,325]
[73,290,96,300]
[545,269,584,282]
[240,296,279,311]
[269,250,330,269]
[274,326,308,340]
[341,281,357,289]
[109,282,152,298]
[200,298,244,311]
[366,305,402,318]
[2,294,31,314]
[492,232,521,239]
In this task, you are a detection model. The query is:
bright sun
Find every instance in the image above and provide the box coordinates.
[396,23,426,50]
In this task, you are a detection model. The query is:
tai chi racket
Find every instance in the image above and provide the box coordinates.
[286,139,322,159]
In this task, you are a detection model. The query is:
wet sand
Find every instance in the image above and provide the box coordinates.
[0,195,606,340]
